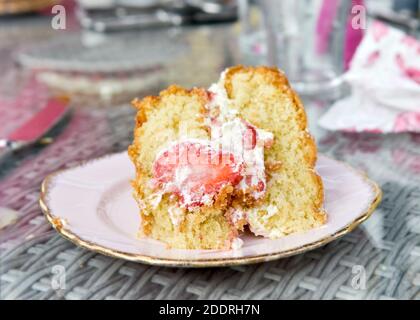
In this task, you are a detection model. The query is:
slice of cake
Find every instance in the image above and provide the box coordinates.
[128,86,243,249]
[221,66,326,238]
[128,66,326,250]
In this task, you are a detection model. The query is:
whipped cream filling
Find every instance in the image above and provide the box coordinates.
[229,207,246,225]
[168,205,184,227]
[210,117,273,199]
[206,77,273,200]
[247,205,282,239]
[231,237,244,250]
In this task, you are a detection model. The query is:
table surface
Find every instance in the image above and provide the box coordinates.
[0,15,419,300]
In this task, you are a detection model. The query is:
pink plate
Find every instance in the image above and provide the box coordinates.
[40,152,381,267]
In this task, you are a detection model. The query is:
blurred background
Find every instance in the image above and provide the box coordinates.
[1,0,420,300]
[0,0,419,103]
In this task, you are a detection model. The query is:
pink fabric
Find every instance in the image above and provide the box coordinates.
[316,0,365,69]
[371,20,389,42]
[394,112,420,132]
[344,0,364,70]
[395,53,420,84]
[316,0,340,55]
[319,20,420,133]
[365,50,380,66]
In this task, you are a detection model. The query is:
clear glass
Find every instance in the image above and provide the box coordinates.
[237,0,268,66]
[248,0,352,97]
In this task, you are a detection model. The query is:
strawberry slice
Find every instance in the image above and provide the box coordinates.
[206,90,216,101]
[153,141,243,209]
[242,121,257,150]
[243,175,265,194]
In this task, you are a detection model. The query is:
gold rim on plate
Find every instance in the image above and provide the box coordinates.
[39,153,382,268]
